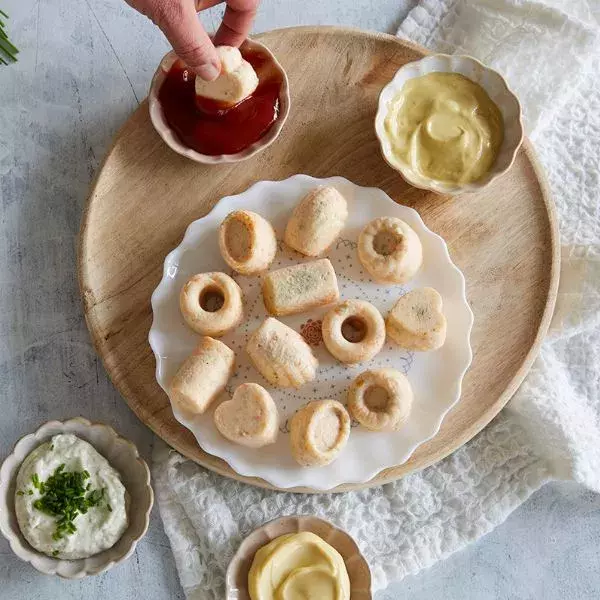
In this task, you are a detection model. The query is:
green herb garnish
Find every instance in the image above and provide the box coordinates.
[52,550,59,557]
[16,490,24,496]
[107,503,112,512]
[0,10,19,65]
[28,489,33,495]
[31,465,108,540]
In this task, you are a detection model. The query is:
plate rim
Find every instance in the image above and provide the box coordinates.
[78,26,560,493]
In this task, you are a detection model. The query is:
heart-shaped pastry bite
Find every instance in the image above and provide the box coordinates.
[214,383,278,448]
[195,46,259,107]
[386,287,447,351]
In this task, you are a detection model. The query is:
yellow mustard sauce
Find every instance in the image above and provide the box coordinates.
[384,72,504,184]
[248,532,351,600]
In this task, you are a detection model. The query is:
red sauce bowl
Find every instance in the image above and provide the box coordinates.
[149,39,290,164]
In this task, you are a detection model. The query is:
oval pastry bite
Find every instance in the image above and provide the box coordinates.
[218,210,277,275]
[358,216,422,283]
[322,299,385,364]
[247,317,318,388]
[195,45,258,106]
[348,368,413,431]
[214,383,278,448]
[179,272,243,337]
[284,186,348,256]
[290,400,351,467]
[262,258,339,316]
[170,336,235,415]
[387,287,447,350]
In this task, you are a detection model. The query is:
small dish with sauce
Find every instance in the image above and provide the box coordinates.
[375,54,523,195]
[226,515,372,599]
[149,38,290,164]
[0,418,153,578]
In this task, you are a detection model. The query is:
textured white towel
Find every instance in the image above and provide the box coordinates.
[153,1,600,597]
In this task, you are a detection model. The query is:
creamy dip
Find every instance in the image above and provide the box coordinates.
[384,72,504,184]
[248,532,350,600]
[15,434,128,559]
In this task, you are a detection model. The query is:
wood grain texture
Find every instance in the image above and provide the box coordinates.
[78,27,560,492]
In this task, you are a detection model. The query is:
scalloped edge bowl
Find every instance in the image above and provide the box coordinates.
[0,417,153,578]
[149,38,290,164]
[375,54,524,195]
[226,515,372,599]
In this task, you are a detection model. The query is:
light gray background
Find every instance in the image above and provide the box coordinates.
[1,0,599,598]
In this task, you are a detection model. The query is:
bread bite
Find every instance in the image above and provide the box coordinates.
[169,337,235,415]
[214,383,278,448]
[262,258,339,316]
[284,186,348,256]
[290,400,351,466]
[179,272,243,337]
[195,46,258,106]
[386,287,447,350]
[246,317,318,388]
[358,217,422,283]
[347,368,413,431]
[218,210,277,275]
[322,299,385,364]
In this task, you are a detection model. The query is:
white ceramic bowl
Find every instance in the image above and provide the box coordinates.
[226,515,372,599]
[375,54,524,195]
[0,418,153,578]
[149,38,290,164]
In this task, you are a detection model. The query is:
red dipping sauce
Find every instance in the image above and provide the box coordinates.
[158,48,283,156]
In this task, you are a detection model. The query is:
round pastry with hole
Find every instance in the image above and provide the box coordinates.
[347,368,413,432]
[179,272,243,337]
[321,299,385,364]
[290,400,350,467]
[218,210,277,275]
[214,383,278,448]
[358,216,422,283]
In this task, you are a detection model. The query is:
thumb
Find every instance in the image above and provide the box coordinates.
[156,0,221,80]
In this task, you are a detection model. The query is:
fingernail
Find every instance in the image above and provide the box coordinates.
[196,62,220,81]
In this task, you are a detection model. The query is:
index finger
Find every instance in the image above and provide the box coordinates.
[213,0,259,47]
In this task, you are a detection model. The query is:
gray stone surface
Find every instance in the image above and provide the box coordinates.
[0,0,598,598]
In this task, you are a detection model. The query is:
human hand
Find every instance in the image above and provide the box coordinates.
[127,0,259,81]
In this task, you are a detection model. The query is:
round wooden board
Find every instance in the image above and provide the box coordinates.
[79,27,560,492]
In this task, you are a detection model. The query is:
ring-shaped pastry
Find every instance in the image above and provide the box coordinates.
[347,368,413,431]
[358,217,422,283]
[290,400,351,466]
[218,210,277,275]
[179,272,243,337]
[322,300,385,364]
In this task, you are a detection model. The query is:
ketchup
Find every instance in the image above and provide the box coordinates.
[158,48,283,156]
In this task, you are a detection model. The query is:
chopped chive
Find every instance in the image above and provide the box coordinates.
[28,489,34,495]
[107,503,112,512]
[50,444,54,451]
[0,9,8,19]
[31,473,40,488]
[52,550,59,557]
[30,464,107,540]
[16,491,24,496]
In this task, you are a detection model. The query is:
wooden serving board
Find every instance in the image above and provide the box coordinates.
[79,27,560,492]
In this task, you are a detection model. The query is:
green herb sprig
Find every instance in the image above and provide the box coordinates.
[0,9,19,64]
[30,465,109,541]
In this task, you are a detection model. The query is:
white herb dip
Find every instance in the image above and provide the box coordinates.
[14,434,128,559]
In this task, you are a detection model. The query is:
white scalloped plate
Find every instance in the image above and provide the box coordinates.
[149,175,473,490]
